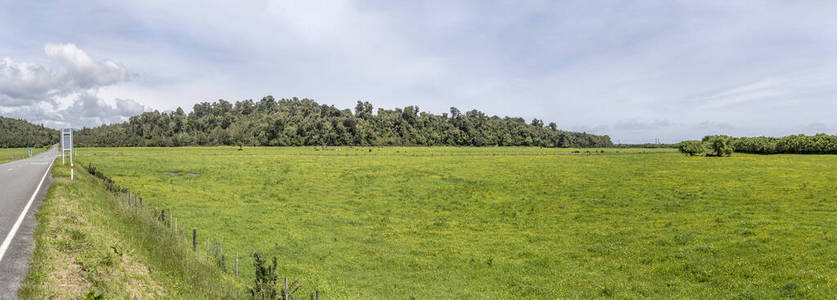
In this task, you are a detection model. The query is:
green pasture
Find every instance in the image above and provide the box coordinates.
[74,146,837,298]
[0,146,48,164]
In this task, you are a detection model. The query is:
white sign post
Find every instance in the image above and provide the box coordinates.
[61,128,74,180]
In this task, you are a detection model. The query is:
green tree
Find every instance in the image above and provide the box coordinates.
[677,141,704,156]
[73,97,615,148]
[703,135,734,157]
[0,116,59,148]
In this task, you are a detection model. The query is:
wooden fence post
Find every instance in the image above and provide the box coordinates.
[235,253,239,279]
[284,277,288,300]
[192,228,197,252]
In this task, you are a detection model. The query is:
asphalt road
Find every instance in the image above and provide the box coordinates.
[0,147,58,299]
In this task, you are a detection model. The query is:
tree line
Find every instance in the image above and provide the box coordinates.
[679,134,837,156]
[0,116,58,148]
[74,96,613,148]
[730,134,837,154]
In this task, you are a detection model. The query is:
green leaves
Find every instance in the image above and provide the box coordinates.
[678,141,704,156]
[678,136,733,157]
[703,135,734,157]
[731,133,837,154]
[0,116,58,148]
[72,97,614,148]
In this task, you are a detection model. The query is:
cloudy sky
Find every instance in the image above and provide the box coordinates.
[1,1,836,143]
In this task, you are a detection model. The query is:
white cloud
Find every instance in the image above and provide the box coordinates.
[0,43,131,106]
[2,1,837,142]
[61,93,144,126]
[0,43,141,128]
[45,43,132,89]
[2,93,146,129]
[0,58,64,105]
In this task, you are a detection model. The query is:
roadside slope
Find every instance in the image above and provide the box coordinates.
[19,160,240,298]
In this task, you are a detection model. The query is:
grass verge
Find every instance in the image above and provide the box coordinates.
[19,159,241,298]
[0,147,50,164]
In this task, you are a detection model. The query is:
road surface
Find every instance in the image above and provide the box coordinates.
[0,147,58,299]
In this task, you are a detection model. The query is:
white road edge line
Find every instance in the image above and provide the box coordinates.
[0,157,54,264]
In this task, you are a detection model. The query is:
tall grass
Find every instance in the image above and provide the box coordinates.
[21,158,242,298]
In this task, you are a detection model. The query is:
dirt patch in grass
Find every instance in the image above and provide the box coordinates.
[120,252,164,298]
[53,178,72,184]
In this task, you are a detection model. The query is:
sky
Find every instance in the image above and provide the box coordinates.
[1,1,836,143]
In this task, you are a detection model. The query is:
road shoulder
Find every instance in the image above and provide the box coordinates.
[0,159,53,300]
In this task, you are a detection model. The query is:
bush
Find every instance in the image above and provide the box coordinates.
[678,141,705,156]
[703,135,734,157]
[249,253,280,299]
[248,252,303,300]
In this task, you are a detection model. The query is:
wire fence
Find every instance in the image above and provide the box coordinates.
[83,162,320,299]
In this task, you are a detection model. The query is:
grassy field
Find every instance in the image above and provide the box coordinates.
[0,146,49,164]
[21,158,239,298]
[74,146,837,298]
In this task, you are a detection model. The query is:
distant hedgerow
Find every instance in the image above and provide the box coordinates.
[730,133,837,154]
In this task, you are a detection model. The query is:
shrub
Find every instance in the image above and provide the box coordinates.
[249,253,279,299]
[678,141,704,156]
[248,252,303,300]
[703,135,734,157]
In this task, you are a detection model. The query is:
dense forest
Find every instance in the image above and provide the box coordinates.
[0,116,58,148]
[730,134,837,154]
[75,97,613,148]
